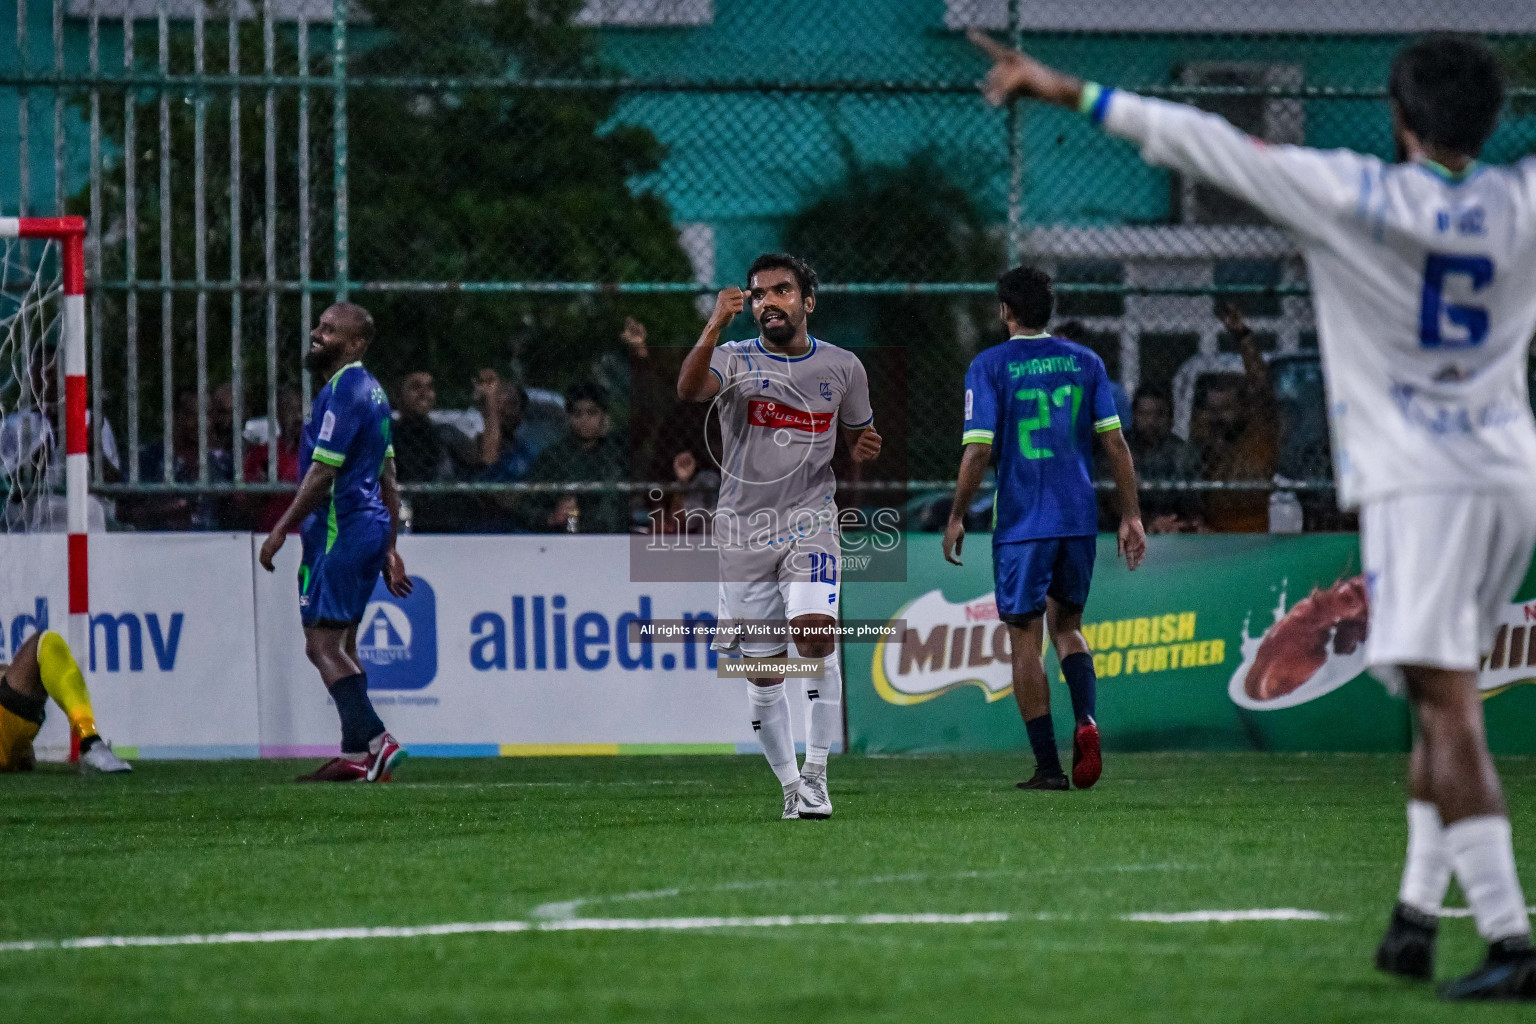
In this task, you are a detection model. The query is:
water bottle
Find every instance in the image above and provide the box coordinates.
[565,503,581,533]
[1268,490,1303,533]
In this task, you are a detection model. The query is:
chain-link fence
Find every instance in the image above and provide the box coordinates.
[3,0,1535,533]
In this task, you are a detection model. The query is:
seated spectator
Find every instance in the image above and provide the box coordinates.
[391,370,479,532]
[523,382,630,533]
[464,376,539,532]
[1195,303,1279,532]
[475,376,538,482]
[1127,386,1204,534]
[652,448,720,535]
[209,382,237,474]
[118,384,234,530]
[242,386,303,533]
[393,371,477,483]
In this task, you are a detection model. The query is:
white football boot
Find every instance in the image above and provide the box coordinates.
[781,780,802,820]
[797,766,832,819]
[79,739,133,774]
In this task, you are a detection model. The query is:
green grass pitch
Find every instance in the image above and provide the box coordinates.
[3,752,1534,1022]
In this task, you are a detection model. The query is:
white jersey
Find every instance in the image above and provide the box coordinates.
[708,336,873,537]
[1100,91,1536,507]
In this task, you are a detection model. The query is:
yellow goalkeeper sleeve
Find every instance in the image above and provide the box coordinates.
[36,630,98,740]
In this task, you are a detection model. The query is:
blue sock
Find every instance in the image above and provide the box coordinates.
[1061,652,1097,723]
[1024,714,1062,775]
[329,673,385,754]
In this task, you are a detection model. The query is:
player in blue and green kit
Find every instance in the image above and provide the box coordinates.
[943,267,1145,791]
[259,302,412,783]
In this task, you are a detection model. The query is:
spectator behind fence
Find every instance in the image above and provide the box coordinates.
[241,386,304,533]
[652,448,720,535]
[118,383,234,530]
[474,373,537,481]
[394,371,472,482]
[522,382,630,533]
[1127,386,1204,534]
[1194,303,1279,532]
[465,373,539,531]
[392,370,479,532]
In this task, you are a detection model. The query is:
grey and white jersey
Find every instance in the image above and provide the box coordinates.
[707,336,873,540]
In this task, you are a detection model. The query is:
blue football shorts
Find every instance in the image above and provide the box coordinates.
[993,534,1096,626]
[298,518,390,629]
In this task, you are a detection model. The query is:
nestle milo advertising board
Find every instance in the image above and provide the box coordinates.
[844,534,1536,755]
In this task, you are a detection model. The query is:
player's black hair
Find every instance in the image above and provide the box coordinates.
[997,266,1054,329]
[565,381,610,413]
[1389,35,1505,158]
[747,253,818,302]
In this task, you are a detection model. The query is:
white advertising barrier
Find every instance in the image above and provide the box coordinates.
[0,534,261,759]
[254,534,788,757]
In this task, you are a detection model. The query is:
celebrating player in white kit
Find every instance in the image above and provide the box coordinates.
[971,32,1536,1000]
[677,254,881,821]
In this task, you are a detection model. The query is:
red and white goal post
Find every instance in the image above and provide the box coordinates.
[0,215,88,676]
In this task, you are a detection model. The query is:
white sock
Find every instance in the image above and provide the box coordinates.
[748,681,801,787]
[804,649,842,773]
[1445,815,1533,943]
[1399,800,1451,916]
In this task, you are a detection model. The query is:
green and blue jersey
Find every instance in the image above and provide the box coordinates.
[963,333,1121,543]
[300,361,394,548]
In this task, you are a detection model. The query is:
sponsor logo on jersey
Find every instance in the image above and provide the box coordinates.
[359,576,438,689]
[747,399,833,433]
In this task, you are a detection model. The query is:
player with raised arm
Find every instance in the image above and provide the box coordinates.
[677,254,881,820]
[0,630,131,774]
[944,267,1145,791]
[972,31,1536,999]
[259,303,412,784]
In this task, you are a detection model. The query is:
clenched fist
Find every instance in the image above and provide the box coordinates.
[709,286,746,329]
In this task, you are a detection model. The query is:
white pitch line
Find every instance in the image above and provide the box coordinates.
[1437,906,1536,919]
[1121,909,1333,923]
[528,864,1211,921]
[0,913,1011,953]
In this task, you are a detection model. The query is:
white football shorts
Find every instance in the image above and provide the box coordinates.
[713,529,842,658]
[1361,490,1536,694]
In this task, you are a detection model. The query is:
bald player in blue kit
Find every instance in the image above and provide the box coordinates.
[260,302,412,783]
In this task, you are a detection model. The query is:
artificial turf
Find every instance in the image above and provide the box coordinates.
[2,752,1533,1022]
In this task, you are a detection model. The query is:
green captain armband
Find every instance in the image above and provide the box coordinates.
[312,447,346,467]
[1094,415,1121,434]
[962,429,995,445]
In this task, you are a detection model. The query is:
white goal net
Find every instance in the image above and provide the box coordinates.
[0,236,67,534]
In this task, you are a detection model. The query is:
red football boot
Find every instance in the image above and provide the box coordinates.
[364,733,406,783]
[1072,718,1102,789]
[295,756,368,783]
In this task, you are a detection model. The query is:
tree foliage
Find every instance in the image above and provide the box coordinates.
[79,0,696,436]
